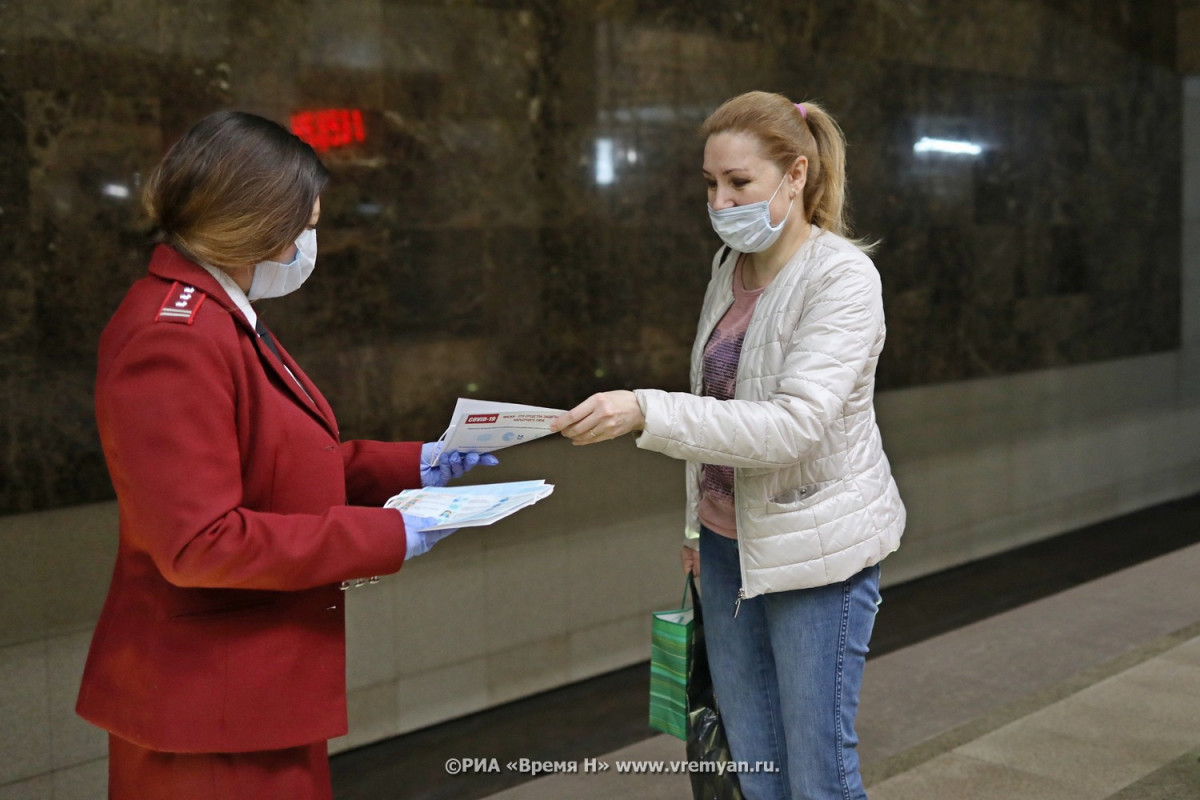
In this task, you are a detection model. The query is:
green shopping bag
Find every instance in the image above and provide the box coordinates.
[649,577,694,740]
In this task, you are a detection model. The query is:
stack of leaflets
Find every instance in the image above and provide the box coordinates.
[384,480,554,531]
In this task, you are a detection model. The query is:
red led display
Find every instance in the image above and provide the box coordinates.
[290,109,366,153]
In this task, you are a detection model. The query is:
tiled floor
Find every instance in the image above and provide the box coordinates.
[332,494,1200,800]
[867,634,1200,800]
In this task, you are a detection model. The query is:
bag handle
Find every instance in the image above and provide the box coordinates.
[687,572,702,619]
[675,574,692,610]
[664,574,701,614]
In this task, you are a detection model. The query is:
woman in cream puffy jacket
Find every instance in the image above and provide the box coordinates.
[553,91,904,800]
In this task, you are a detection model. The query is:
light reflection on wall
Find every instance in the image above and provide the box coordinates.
[913,136,984,156]
[101,183,132,200]
[595,137,615,184]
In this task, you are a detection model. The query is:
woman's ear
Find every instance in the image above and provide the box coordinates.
[790,156,808,197]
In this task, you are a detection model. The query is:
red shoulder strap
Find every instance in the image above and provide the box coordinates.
[155,281,208,325]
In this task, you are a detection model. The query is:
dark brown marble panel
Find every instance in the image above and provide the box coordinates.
[0,0,1185,513]
[1183,0,1200,74]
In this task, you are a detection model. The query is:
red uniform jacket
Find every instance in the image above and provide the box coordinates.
[77,245,420,753]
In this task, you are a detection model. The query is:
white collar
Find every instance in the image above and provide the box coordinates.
[199,263,257,328]
[199,263,310,399]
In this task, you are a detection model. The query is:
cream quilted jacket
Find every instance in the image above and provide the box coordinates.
[635,226,905,600]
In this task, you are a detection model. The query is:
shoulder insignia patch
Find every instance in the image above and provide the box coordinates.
[155,282,207,325]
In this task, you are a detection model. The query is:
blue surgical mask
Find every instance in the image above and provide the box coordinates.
[706,175,793,253]
[248,228,317,301]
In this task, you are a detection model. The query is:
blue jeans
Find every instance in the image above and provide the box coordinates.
[699,526,881,800]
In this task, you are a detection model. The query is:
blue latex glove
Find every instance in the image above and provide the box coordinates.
[401,512,459,560]
[420,442,500,487]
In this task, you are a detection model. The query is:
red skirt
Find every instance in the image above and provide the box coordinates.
[108,735,332,800]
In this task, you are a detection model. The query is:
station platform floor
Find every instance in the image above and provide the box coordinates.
[331,494,1200,800]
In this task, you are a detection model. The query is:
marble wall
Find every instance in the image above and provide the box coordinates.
[0,1,1183,513]
[0,0,1186,517]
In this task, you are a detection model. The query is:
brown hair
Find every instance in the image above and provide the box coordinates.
[701,91,871,250]
[143,111,329,269]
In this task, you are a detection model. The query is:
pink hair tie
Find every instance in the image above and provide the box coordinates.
[795,102,807,119]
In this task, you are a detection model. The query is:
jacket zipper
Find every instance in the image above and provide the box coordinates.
[701,251,749,621]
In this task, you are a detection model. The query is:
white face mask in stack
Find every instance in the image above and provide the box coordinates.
[248,228,318,301]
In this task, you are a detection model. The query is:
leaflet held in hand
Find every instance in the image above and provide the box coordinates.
[385,481,554,531]
[432,398,565,465]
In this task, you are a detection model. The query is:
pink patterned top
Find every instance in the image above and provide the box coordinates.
[697,256,764,538]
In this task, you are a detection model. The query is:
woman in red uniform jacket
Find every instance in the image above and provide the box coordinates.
[77,111,478,799]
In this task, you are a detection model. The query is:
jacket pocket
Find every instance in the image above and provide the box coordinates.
[766,479,840,513]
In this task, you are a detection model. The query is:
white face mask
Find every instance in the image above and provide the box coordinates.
[706,175,793,253]
[248,228,317,301]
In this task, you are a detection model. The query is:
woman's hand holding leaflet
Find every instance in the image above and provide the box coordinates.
[419,443,500,487]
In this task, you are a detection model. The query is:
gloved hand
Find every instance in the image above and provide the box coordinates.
[401,512,459,560]
[420,442,500,487]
